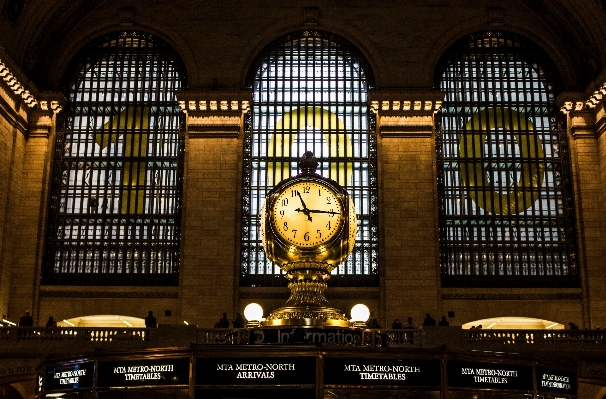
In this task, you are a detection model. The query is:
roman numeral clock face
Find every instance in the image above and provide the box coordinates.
[272,182,342,247]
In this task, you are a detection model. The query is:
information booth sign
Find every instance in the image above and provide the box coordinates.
[43,362,94,391]
[196,357,316,385]
[97,358,190,387]
[324,358,441,387]
[536,367,577,395]
[447,361,533,390]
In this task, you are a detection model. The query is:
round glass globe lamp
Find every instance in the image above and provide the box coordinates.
[244,303,264,325]
[350,304,370,323]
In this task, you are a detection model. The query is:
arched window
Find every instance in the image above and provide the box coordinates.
[436,31,578,287]
[241,31,378,287]
[44,32,187,285]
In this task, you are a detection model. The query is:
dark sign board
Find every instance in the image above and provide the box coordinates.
[536,367,577,395]
[196,357,316,385]
[97,358,190,387]
[448,361,533,391]
[43,362,94,391]
[324,358,441,386]
[247,327,370,345]
[195,388,316,399]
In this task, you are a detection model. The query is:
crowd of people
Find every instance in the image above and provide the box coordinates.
[389,314,450,329]
[6,309,583,331]
[214,312,246,328]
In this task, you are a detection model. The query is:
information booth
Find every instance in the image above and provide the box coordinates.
[35,344,577,399]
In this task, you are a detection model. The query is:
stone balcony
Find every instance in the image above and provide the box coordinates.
[1,325,604,358]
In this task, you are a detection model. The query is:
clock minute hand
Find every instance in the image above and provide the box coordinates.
[307,209,339,216]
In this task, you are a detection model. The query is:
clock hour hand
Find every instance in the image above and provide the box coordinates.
[296,191,309,210]
[295,191,313,221]
[294,207,313,222]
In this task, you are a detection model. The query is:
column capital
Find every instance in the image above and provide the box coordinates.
[28,91,65,138]
[557,89,606,139]
[176,91,252,138]
[369,91,444,138]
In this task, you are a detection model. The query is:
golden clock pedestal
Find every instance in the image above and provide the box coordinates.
[260,152,357,328]
[263,263,350,327]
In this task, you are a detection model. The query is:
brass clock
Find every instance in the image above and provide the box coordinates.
[260,151,357,327]
[261,151,356,268]
[271,181,342,248]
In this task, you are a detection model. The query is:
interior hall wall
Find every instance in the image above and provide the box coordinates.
[0,84,27,318]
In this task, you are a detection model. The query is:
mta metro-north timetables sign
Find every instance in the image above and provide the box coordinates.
[324,358,441,386]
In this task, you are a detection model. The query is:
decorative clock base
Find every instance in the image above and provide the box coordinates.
[263,266,351,327]
[263,306,350,327]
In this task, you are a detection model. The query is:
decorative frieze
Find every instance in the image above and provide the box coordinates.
[177,91,251,138]
[0,58,37,108]
[558,87,606,139]
[369,91,444,138]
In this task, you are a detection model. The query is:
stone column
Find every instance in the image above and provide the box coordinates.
[560,89,606,328]
[9,93,63,322]
[176,91,251,327]
[371,91,444,327]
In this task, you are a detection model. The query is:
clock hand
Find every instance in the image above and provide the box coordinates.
[307,209,339,216]
[294,207,313,222]
[295,191,313,221]
[296,191,309,210]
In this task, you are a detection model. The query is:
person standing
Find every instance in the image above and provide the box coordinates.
[214,312,230,328]
[232,312,245,328]
[144,311,157,328]
[438,316,449,326]
[19,311,33,327]
[423,313,437,327]
[392,318,403,329]
[403,317,418,329]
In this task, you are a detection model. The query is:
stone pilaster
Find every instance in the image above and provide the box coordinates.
[9,92,64,322]
[176,91,251,327]
[371,91,444,327]
[559,89,606,328]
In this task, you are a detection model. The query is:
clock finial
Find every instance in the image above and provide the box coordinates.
[298,151,318,175]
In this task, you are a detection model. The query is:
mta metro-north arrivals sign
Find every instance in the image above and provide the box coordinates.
[324,358,441,386]
[196,357,316,385]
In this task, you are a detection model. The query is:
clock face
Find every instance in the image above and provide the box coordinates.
[271,181,343,247]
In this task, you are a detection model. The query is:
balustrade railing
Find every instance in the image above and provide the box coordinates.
[0,327,604,350]
[0,327,148,342]
[468,329,606,345]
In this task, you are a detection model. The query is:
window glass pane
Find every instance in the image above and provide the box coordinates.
[241,31,378,287]
[436,32,578,287]
[44,32,186,285]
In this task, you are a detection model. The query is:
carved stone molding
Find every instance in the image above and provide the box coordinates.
[119,7,135,26]
[177,91,251,138]
[27,92,65,138]
[0,58,37,108]
[558,88,606,139]
[442,292,582,300]
[303,7,319,25]
[40,285,179,298]
[369,91,444,138]
[488,7,504,28]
